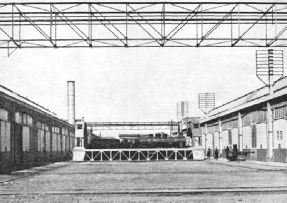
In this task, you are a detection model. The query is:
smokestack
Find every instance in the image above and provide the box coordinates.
[67,81,75,125]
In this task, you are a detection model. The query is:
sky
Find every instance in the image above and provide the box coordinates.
[1,0,287,137]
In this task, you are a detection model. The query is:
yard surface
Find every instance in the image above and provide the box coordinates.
[1,159,287,202]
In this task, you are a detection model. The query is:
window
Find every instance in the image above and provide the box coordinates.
[243,114,251,126]
[0,109,10,152]
[52,127,60,133]
[52,133,57,151]
[37,121,49,152]
[1,120,10,152]
[62,135,66,151]
[46,131,51,152]
[52,126,60,151]
[62,127,68,135]
[207,124,219,133]
[274,106,287,120]
[15,112,22,124]
[277,131,283,140]
[193,124,199,129]
[77,124,83,129]
[15,112,33,127]
[0,108,8,121]
[22,113,33,127]
[22,126,30,151]
[76,138,82,147]
[243,111,267,126]
[222,119,238,130]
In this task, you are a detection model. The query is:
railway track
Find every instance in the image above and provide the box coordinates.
[1,187,287,196]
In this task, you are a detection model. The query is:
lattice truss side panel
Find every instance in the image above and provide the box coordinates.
[0,2,287,49]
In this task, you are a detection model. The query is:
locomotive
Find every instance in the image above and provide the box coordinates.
[86,132,191,149]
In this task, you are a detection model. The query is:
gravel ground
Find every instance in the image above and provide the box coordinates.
[1,160,287,202]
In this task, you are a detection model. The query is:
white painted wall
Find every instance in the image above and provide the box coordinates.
[214,132,220,149]
[231,128,239,146]
[222,130,229,148]
[243,126,252,149]
[273,118,287,149]
[206,132,213,149]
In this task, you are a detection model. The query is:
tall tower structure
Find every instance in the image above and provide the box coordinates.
[67,81,75,125]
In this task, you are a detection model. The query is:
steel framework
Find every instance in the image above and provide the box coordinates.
[87,121,179,130]
[84,148,195,161]
[0,1,287,54]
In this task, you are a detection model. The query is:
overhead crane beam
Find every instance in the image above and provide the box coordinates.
[0,1,286,53]
[87,122,179,130]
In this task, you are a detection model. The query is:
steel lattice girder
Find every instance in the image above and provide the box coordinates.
[87,122,179,130]
[0,1,287,51]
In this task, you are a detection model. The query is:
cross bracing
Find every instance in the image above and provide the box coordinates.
[0,1,287,52]
[87,122,179,130]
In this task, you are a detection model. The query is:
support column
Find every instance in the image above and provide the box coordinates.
[109,151,112,161]
[138,151,140,161]
[267,57,274,161]
[267,102,273,161]
[183,150,187,161]
[165,150,168,161]
[238,112,243,151]
[219,119,223,157]
[90,151,94,161]
[128,151,131,161]
[205,123,208,151]
[147,151,150,161]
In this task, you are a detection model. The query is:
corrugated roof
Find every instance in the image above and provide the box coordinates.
[200,76,287,123]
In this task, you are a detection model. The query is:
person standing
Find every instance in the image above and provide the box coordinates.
[214,148,219,159]
[207,147,211,159]
[225,146,229,159]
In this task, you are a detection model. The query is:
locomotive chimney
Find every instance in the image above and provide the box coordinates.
[67,81,75,125]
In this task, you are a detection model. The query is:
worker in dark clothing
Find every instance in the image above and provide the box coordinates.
[225,146,229,160]
[207,147,211,159]
[214,148,219,160]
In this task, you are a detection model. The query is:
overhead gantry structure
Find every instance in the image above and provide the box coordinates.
[87,122,179,131]
[0,1,287,53]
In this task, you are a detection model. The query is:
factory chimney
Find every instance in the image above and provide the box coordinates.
[67,81,75,125]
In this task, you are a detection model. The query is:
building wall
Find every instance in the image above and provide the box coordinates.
[257,122,267,149]
[243,126,252,149]
[201,118,287,162]
[206,132,213,149]
[231,128,239,147]
[273,118,287,149]
[214,132,220,149]
[222,130,229,148]
[0,93,75,174]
